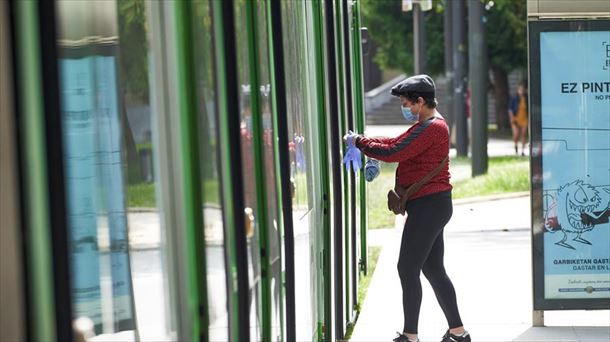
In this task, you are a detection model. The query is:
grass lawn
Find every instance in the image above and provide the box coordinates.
[127,182,156,208]
[451,156,529,198]
[366,162,399,229]
[367,155,530,229]
[128,156,529,224]
[127,179,220,208]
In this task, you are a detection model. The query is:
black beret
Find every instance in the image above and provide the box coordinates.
[390,74,436,98]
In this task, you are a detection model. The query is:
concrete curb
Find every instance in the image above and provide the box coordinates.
[127,207,158,213]
[390,191,531,229]
[453,191,530,206]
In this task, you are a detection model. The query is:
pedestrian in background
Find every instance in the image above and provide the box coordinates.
[345,75,470,342]
[508,82,529,156]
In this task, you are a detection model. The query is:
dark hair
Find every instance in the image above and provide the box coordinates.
[404,92,438,109]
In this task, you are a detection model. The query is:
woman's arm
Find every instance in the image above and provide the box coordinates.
[362,135,396,145]
[508,96,517,121]
[356,121,438,163]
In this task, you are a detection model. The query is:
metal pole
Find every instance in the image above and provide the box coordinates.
[413,3,426,74]
[469,0,488,176]
[267,1,296,339]
[533,310,545,327]
[452,0,468,156]
[443,0,454,133]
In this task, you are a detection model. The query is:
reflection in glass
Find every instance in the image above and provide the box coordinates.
[192,0,230,340]
[56,1,172,340]
[233,1,263,340]
[281,1,324,340]
[254,1,284,340]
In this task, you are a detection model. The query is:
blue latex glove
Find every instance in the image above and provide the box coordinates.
[343,131,362,172]
[364,158,380,182]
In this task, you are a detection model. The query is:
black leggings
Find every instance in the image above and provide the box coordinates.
[397,190,463,334]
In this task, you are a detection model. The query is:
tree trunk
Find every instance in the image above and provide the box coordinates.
[121,94,142,184]
[491,66,510,133]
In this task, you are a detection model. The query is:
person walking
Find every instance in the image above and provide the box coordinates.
[508,82,529,156]
[345,75,470,342]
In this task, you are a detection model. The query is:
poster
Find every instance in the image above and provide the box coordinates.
[61,54,136,333]
[539,30,610,300]
[61,57,104,332]
[94,56,136,330]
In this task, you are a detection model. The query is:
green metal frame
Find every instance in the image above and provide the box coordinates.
[350,0,368,276]
[244,0,275,340]
[173,2,209,340]
[333,0,353,325]
[340,0,359,323]
[210,1,242,340]
[264,0,287,339]
[13,1,57,340]
[312,1,333,341]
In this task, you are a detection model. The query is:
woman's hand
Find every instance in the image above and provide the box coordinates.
[343,131,363,171]
[343,130,359,144]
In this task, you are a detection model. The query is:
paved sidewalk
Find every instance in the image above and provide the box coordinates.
[351,195,610,342]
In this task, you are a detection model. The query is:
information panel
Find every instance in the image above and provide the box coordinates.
[530,20,610,310]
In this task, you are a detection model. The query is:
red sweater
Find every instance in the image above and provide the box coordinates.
[356,116,452,200]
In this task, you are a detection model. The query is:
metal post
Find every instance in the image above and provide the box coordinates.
[267,1,296,339]
[533,310,545,327]
[469,0,488,176]
[413,3,426,74]
[443,0,454,132]
[452,0,468,156]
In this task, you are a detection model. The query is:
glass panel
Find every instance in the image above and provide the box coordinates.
[56,1,173,340]
[282,1,325,340]
[233,1,262,340]
[191,1,230,341]
[254,1,283,341]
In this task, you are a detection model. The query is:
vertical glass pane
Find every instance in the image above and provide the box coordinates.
[255,1,283,341]
[56,1,173,340]
[191,1,229,341]
[282,1,324,340]
[233,1,262,340]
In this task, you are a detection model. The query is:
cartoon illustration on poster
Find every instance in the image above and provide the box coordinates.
[539,30,610,300]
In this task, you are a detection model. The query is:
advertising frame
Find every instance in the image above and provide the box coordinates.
[529,18,610,311]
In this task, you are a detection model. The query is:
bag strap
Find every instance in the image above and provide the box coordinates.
[398,156,448,206]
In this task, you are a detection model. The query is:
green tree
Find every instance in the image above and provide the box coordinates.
[361,0,445,76]
[118,0,148,102]
[485,0,527,133]
[118,0,148,184]
[361,0,527,132]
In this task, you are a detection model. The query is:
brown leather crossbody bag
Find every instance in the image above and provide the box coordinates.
[387,156,448,215]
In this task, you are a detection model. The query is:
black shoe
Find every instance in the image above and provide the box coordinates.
[441,330,471,342]
[393,332,419,342]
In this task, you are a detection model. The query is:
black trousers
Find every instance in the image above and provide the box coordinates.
[397,190,463,334]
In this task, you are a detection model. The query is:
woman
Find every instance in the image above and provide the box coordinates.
[508,83,528,156]
[346,75,470,342]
